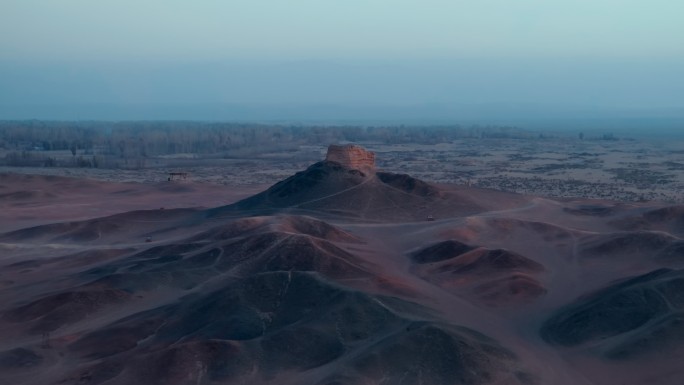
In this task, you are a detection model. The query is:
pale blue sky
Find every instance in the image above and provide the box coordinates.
[1,0,683,121]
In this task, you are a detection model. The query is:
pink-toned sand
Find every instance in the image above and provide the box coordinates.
[0,170,682,385]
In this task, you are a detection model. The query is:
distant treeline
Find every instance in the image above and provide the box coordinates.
[0,120,532,169]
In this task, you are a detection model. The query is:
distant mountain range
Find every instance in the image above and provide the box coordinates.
[2,102,684,133]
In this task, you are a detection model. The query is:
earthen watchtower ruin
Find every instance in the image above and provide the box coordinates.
[325,144,376,171]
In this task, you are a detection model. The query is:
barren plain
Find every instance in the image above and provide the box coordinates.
[3,136,684,203]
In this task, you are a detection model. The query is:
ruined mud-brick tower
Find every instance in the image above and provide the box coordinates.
[325,144,376,171]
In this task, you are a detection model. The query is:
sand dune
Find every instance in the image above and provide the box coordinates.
[610,205,684,235]
[1,208,199,244]
[218,161,483,221]
[59,272,531,385]
[1,159,683,385]
[542,268,684,359]
[410,241,546,306]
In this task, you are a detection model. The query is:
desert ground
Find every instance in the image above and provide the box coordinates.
[4,136,684,203]
[1,141,684,385]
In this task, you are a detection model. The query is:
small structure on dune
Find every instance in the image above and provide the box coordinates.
[168,172,188,181]
[325,144,376,171]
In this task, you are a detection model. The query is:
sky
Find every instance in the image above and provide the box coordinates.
[1,0,683,123]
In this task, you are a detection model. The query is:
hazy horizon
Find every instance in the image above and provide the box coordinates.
[1,1,683,125]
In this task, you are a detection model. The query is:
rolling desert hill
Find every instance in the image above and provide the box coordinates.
[1,145,683,385]
[213,160,485,222]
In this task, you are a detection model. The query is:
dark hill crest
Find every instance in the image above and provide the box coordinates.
[211,145,482,221]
